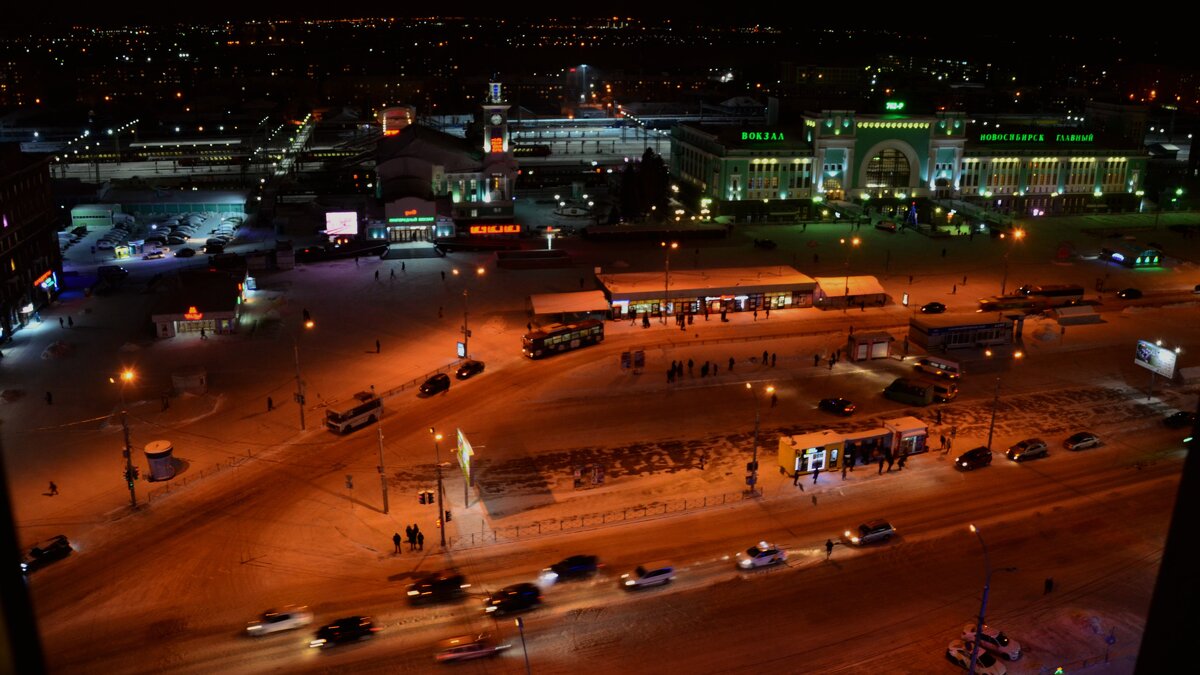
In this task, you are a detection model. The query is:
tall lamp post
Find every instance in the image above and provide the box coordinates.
[515,617,532,675]
[430,428,447,548]
[984,349,1022,451]
[967,524,991,675]
[452,266,485,359]
[292,312,314,430]
[109,368,138,508]
[661,241,678,324]
[840,236,860,312]
[746,382,775,496]
[998,228,1025,296]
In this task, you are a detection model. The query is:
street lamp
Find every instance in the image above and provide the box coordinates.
[661,241,678,324]
[430,428,447,548]
[515,617,532,675]
[452,267,485,359]
[984,350,1022,450]
[293,314,314,430]
[109,368,138,508]
[840,237,860,312]
[999,228,1025,296]
[745,382,774,496]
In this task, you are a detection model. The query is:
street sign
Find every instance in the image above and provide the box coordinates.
[745,475,757,486]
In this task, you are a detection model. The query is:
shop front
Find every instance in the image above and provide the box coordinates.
[598,267,816,320]
[778,417,928,476]
[149,271,242,339]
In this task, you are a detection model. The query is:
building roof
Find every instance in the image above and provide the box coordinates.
[812,276,886,298]
[883,416,928,434]
[598,266,815,300]
[529,291,610,316]
[781,429,841,449]
[150,270,241,317]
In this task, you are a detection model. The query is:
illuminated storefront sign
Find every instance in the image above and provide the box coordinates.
[885,101,906,111]
[183,306,204,320]
[34,270,58,292]
[977,133,1095,143]
[469,224,521,234]
[388,215,435,223]
[740,131,787,141]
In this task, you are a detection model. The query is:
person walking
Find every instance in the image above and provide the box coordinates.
[878,457,885,474]
[828,356,835,370]
[898,454,907,471]
[200,327,207,340]
[687,359,694,375]
[792,470,800,487]
[812,467,820,484]
[762,350,769,365]
[402,261,406,272]
[770,391,778,408]
[825,539,834,560]
[406,525,415,551]
[375,339,381,354]
[393,532,402,554]
[1044,577,1055,594]
[375,269,380,281]
[841,463,848,480]
[886,454,896,472]
[267,396,274,412]
[962,275,967,285]
[936,409,942,425]
[48,481,58,496]
[45,391,52,405]
[814,353,820,367]
[390,268,396,280]
[68,316,74,328]
[939,434,947,451]
[417,530,425,551]
[440,270,446,281]
[951,284,957,295]
[765,305,770,319]
[753,308,758,321]
[59,317,64,328]
[729,356,735,372]
[771,353,777,367]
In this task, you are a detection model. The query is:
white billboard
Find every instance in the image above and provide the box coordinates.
[325,211,359,236]
[1135,340,1178,379]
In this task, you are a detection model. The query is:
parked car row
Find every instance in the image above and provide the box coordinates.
[957,430,1103,470]
[97,221,138,250]
[418,360,486,397]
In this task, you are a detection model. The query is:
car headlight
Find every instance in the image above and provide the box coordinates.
[850,537,861,545]
[309,639,326,648]
[485,605,497,613]
[247,624,262,632]
[738,558,752,568]
[624,579,635,586]
[406,590,419,596]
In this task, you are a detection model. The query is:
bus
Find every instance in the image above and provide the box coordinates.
[883,378,936,406]
[977,296,1039,313]
[1017,284,1084,306]
[325,391,383,434]
[522,319,604,359]
[914,356,962,380]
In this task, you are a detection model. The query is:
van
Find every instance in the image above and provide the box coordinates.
[914,357,962,380]
[927,380,959,402]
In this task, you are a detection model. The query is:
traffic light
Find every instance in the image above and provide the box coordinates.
[435,518,442,529]
[444,510,452,523]
[418,491,427,504]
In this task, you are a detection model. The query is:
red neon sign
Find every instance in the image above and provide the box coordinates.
[489,137,504,153]
[403,209,418,216]
[469,224,520,234]
[183,306,204,320]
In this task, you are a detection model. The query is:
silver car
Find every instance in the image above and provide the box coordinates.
[1005,438,1048,462]
[245,605,314,637]
[621,562,675,589]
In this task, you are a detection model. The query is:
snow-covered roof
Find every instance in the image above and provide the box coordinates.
[884,416,928,434]
[598,266,815,300]
[813,276,887,298]
[529,291,610,316]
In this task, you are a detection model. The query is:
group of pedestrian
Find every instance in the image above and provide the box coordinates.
[393,524,425,553]
[667,358,723,383]
[57,316,75,329]
[758,350,778,367]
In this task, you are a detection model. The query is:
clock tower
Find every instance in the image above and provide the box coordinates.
[482,82,510,155]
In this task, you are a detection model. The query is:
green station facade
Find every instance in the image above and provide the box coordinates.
[670,109,1148,220]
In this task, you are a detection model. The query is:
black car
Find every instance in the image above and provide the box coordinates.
[548,554,600,581]
[920,302,947,314]
[20,535,72,574]
[753,238,777,250]
[1116,288,1142,300]
[309,616,377,648]
[1164,411,1197,429]
[818,398,856,416]
[483,582,542,615]
[455,360,485,380]
[175,247,197,258]
[407,570,469,605]
[419,373,451,397]
[955,446,993,471]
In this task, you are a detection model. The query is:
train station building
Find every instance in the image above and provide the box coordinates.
[595,266,817,319]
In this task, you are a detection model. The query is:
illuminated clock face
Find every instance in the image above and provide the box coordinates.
[489,113,504,126]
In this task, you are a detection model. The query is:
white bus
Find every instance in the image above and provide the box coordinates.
[325,391,383,434]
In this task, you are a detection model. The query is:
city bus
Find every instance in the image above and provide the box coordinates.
[522,319,604,359]
[1017,284,1084,307]
[325,391,383,434]
[977,296,1040,313]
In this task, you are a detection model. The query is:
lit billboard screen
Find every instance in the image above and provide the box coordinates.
[1134,340,1177,379]
[325,211,359,236]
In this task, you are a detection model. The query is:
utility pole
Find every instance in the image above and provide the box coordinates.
[431,428,447,548]
[121,411,137,508]
[377,426,389,514]
[462,288,471,358]
[293,338,306,431]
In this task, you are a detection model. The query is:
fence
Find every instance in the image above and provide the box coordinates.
[145,453,253,503]
[448,490,753,549]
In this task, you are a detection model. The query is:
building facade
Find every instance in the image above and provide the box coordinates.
[670,109,1149,219]
[1,145,60,341]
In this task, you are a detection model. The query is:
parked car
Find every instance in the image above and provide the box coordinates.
[945,639,1006,674]
[20,535,72,574]
[419,373,451,397]
[955,446,993,471]
[245,605,314,637]
[844,521,896,545]
[961,623,1023,661]
[455,360,485,380]
[408,570,469,605]
[817,397,856,416]
[309,616,377,648]
[736,541,788,569]
[175,247,196,258]
[544,554,600,583]
[621,562,675,590]
[1116,288,1143,299]
[434,633,511,663]
[1005,438,1049,462]
[1164,411,1197,429]
[1063,431,1101,451]
[142,249,166,260]
[483,582,542,615]
[920,301,947,314]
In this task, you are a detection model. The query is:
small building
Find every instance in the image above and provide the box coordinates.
[150,271,243,338]
[848,330,895,361]
[812,275,888,310]
[777,417,929,477]
[596,266,817,319]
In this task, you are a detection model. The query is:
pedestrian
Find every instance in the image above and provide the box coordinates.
[687,359,694,375]
[908,275,914,284]
[375,339,381,354]
[440,270,446,281]
[836,348,842,361]
[390,268,396,279]
[438,306,444,319]
[375,269,380,281]
[401,261,406,272]
[825,539,834,559]
[666,368,673,383]
[67,316,74,328]
[793,470,799,486]
[814,253,819,264]
[812,467,820,484]
[753,309,758,321]
[393,532,402,554]
[59,317,64,328]
[860,301,866,312]
[951,426,958,439]
[936,409,942,425]
[579,277,585,289]
[729,357,735,371]
[48,481,58,496]
[770,391,778,408]
[842,463,848,480]
[355,256,360,266]
[762,350,768,365]
[828,356,835,370]
[200,327,207,340]
[878,458,885,474]
[887,455,896,472]
[848,449,855,472]
[814,353,820,367]
[940,434,947,450]
[1044,577,1055,594]
[898,454,907,471]
[701,362,709,378]
[765,305,770,319]
[267,396,274,411]
[45,391,52,405]
[713,361,719,375]
[952,284,957,295]
[771,353,777,367]
[417,531,425,551]
[962,275,967,285]
[941,247,947,258]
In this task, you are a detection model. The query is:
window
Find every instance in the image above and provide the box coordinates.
[865,149,910,189]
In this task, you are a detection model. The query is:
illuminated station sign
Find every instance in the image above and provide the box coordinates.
[468,224,521,235]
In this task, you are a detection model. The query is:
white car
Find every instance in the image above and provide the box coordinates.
[945,639,1007,674]
[621,562,675,589]
[142,249,166,260]
[736,541,787,569]
[245,605,314,637]
[961,623,1022,661]
[434,633,511,662]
